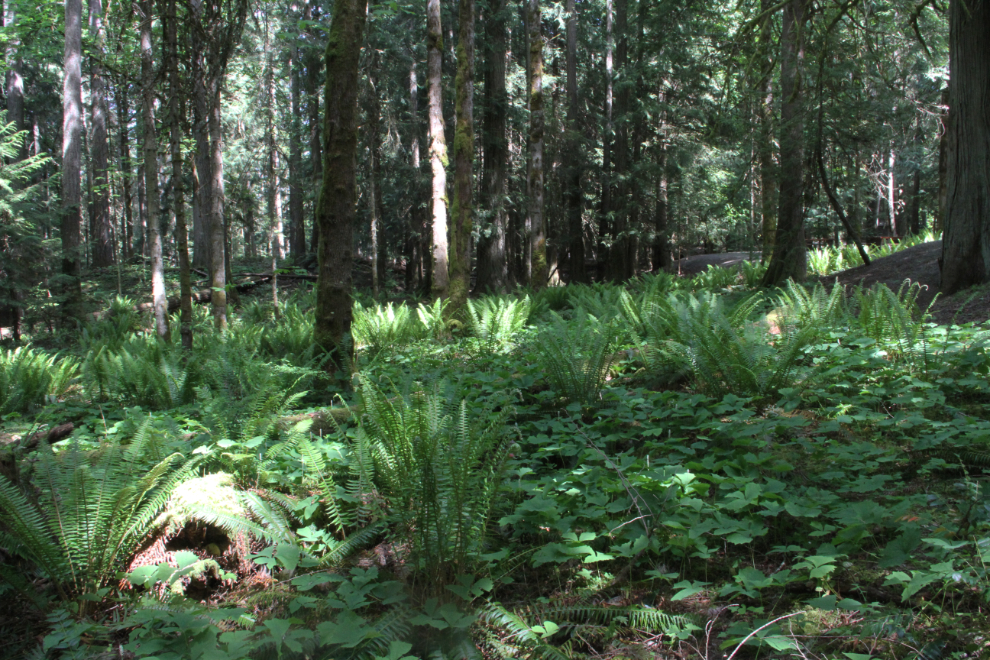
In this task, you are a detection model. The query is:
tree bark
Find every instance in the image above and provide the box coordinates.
[527,0,547,290]
[305,0,323,253]
[758,0,776,261]
[265,37,284,265]
[163,0,192,349]
[475,0,508,293]
[314,0,367,369]
[368,73,382,296]
[289,54,306,260]
[598,0,614,280]
[141,0,169,340]
[609,0,629,280]
[652,146,669,271]
[448,0,475,310]
[565,0,584,283]
[116,78,134,261]
[209,85,228,327]
[61,0,84,322]
[940,0,990,294]
[761,0,809,287]
[427,0,450,299]
[935,87,950,234]
[89,0,114,267]
[405,56,427,293]
[191,31,211,270]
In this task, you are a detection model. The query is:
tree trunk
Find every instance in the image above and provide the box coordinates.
[314,0,367,368]
[116,78,134,261]
[599,0,614,280]
[427,0,450,299]
[449,0,475,310]
[888,149,899,236]
[609,0,629,280]
[761,0,809,287]
[163,0,192,349]
[565,0,584,283]
[209,84,228,327]
[305,0,323,253]
[940,0,990,294]
[475,0,508,293]
[652,147,669,271]
[405,57,427,293]
[289,54,306,260]
[5,8,25,160]
[141,0,169,339]
[61,0,84,322]
[265,38,284,265]
[368,73,382,296]
[191,37,212,270]
[88,0,114,267]
[758,0,776,262]
[935,87,950,234]
[527,0,547,290]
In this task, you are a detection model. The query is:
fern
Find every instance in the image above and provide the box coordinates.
[0,347,78,414]
[466,295,531,354]
[537,312,621,407]
[356,378,512,595]
[0,437,198,609]
[353,301,419,356]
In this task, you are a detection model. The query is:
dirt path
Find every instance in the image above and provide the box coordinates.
[674,252,761,276]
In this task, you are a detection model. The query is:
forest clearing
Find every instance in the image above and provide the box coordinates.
[3,0,990,656]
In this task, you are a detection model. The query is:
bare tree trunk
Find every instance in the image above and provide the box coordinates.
[564,0,584,283]
[208,84,228,327]
[761,0,809,286]
[940,0,990,294]
[427,0,450,299]
[758,0,776,261]
[935,87,950,235]
[652,147,669,271]
[449,0,475,309]
[305,0,323,253]
[405,57,427,293]
[265,36,284,266]
[289,54,306,260]
[527,0,547,290]
[314,0,367,368]
[598,0,614,280]
[141,0,169,339]
[609,0,629,280]
[191,37,211,270]
[475,0,509,293]
[163,0,192,349]
[89,0,114,267]
[888,149,898,236]
[116,79,134,261]
[61,0,84,322]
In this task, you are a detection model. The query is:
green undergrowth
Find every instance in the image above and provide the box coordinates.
[3,274,990,659]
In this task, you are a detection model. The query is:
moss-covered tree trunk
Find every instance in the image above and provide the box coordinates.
[449,0,475,310]
[527,0,547,290]
[314,0,367,368]
[761,0,809,287]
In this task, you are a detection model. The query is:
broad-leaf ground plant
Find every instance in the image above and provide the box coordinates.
[3,269,990,659]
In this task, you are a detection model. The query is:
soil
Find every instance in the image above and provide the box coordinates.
[676,241,990,324]
[674,251,762,276]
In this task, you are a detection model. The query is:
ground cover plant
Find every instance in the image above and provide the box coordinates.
[2,267,990,660]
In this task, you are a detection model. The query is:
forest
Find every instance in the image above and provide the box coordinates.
[3,0,990,656]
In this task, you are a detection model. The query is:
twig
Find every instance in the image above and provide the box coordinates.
[725,611,804,660]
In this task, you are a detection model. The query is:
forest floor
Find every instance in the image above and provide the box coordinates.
[677,240,990,324]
